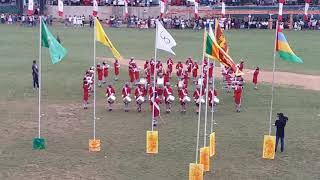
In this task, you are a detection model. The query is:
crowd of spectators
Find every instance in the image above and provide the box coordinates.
[1,12,320,31]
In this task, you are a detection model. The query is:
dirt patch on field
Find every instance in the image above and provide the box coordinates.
[97,57,320,91]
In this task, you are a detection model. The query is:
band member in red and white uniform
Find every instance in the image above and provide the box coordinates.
[135,84,145,112]
[203,57,209,70]
[128,57,136,84]
[253,67,259,89]
[208,87,219,112]
[96,64,103,87]
[102,61,109,83]
[83,80,89,109]
[193,85,205,114]
[166,57,174,77]
[178,84,190,113]
[145,67,151,85]
[150,58,155,76]
[114,59,120,81]
[186,57,193,75]
[156,72,165,100]
[238,60,244,72]
[144,60,149,76]
[164,83,174,113]
[182,70,189,88]
[156,60,163,75]
[233,84,242,112]
[192,62,199,83]
[106,84,116,111]
[122,82,132,112]
[164,70,170,86]
[208,62,214,81]
[150,92,161,127]
[176,61,183,79]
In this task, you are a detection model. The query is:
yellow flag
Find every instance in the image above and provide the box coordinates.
[262,135,276,160]
[95,18,122,60]
[199,147,210,172]
[189,163,204,180]
[146,131,158,154]
[209,132,215,157]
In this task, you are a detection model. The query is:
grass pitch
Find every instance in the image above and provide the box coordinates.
[0,25,319,179]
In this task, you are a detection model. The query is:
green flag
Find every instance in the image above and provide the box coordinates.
[41,20,67,64]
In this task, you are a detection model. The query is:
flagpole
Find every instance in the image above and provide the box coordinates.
[38,16,42,138]
[151,20,158,131]
[203,55,209,147]
[93,17,97,139]
[268,21,278,135]
[210,60,216,133]
[195,27,206,163]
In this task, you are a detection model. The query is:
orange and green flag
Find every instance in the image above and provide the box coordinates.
[204,30,237,72]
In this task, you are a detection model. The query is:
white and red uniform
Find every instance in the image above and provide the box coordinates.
[146,68,151,85]
[253,69,259,85]
[234,85,242,105]
[186,58,193,73]
[106,86,115,98]
[83,83,89,102]
[114,60,120,76]
[128,60,137,83]
[176,62,183,78]
[164,71,170,85]
[208,89,218,107]
[148,85,156,101]
[135,85,145,100]
[122,86,131,99]
[167,58,174,75]
[103,64,109,80]
[151,95,161,118]
[144,61,149,75]
[208,64,214,79]
[96,65,103,81]
[178,87,188,105]
[193,88,204,105]
[156,61,163,74]
[164,86,173,103]
[150,60,155,75]
[183,71,189,88]
[192,63,199,79]
[239,62,244,71]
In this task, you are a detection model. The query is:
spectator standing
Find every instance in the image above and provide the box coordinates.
[32,60,39,89]
[274,113,288,152]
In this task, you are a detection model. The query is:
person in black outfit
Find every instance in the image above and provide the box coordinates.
[274,113,288,152]
[32,60,39,89]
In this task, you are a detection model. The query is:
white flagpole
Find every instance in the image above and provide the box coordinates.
[210,60,216,133]
[203,55,209,147]
[152,20,158,131]
[93,17,97,139]
[38,17,42,138]
[195,27,206,163]
[268,21,278,135]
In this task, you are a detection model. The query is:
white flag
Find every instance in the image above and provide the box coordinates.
[156,20,176,55]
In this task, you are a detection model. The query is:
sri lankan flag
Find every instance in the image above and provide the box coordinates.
[215,19,229,53]
[95,18,122,60]
[204,30,237,73]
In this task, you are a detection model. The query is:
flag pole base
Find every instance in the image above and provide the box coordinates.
[89,139,101,152]
[32,137,46,150]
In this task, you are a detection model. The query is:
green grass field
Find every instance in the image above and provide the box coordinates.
[0,25,319,179]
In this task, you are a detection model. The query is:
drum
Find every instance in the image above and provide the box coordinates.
[136,96,145,103]
[196,97,205,104]
[183,96,191,102]
[108,95,116,103]
[140,78,147,85]
[197,78,203,86]
[178,80,184,88]
[123,96,132,103]
[157,77,164,88]
[167,95,175,103]
[213,97,220,104]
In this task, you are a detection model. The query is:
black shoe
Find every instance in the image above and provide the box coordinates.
[108,109,112,111]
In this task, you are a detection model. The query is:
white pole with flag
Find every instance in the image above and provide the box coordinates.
[203,55,209,147]
[152,21,158,131]
[210,60,216,133]
[93,17,97,139]
[195,27,206,163]
[38,17,42,139]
